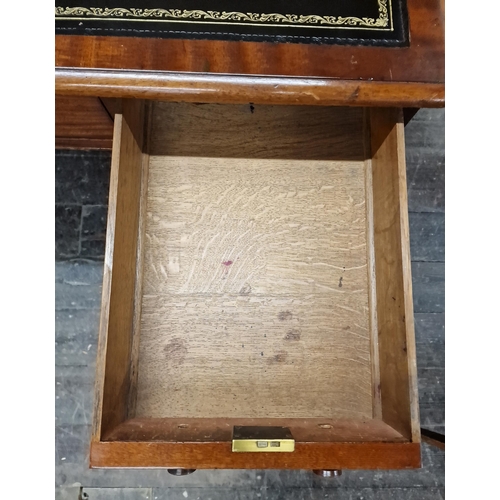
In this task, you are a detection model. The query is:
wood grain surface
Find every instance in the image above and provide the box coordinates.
[55,95,113,149]
[149,103,365,160]
[369,108,420,442]
[104,418,406,443]
[364,142,382,420]
[90,441,421,469]
[135,155,373,419]
[92,100,146,440]
[127,102,153,419]
[55,69,444,108]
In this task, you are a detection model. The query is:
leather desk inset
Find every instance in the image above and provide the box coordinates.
[55,0,408,46]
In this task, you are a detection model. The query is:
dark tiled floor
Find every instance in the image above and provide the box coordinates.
[55,150,111,260]
[55,205,82,258]
[55,108,444,499]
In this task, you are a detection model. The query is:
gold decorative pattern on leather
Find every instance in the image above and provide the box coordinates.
[55,1,393,31]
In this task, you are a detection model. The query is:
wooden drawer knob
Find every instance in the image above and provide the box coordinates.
[167,469,196,476]
[313,470,342,477]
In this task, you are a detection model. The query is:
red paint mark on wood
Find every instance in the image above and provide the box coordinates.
[222,261,233,266]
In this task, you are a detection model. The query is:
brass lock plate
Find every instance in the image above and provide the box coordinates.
[232,426,295,452]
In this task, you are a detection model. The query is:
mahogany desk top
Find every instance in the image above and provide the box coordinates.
[55,0,444,108]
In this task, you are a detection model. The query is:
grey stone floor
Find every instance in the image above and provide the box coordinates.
[55,109,444,499]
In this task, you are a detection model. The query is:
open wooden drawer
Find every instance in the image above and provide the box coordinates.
[91,100,420,470]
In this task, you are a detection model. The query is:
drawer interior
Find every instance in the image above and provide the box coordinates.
[138,103,373,421]
[93,100,419,467]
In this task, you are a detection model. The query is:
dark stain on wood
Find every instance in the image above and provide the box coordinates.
[284,329,301,341]
[239,283,252,295]
[269,351,288,364]
[164,338,188,365]
[202,59,211,73]
[278,311,293,321]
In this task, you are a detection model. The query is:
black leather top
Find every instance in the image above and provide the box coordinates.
[55,0,408,47]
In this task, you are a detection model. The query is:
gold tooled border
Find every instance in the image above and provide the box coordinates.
[55,1,394,32]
